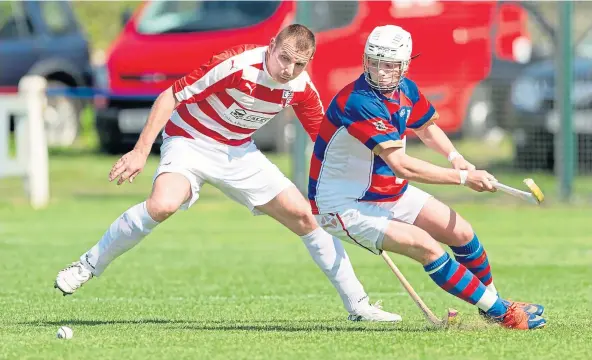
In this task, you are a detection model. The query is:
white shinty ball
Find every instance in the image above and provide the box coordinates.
[56,326,73,339]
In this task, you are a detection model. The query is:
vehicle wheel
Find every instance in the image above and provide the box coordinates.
[462,84,497,139]
[98,123,126,154]
[44,80,81,147]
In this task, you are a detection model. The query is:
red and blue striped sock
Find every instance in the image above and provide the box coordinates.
[424,252,506,317]
[450,234,497,294]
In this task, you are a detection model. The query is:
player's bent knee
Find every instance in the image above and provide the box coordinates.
[382,222,444,264]
[405,237,444,265]
[146,196,182,222]
[147,172,192,221]
[455,218,475,244]
[421,239,446,264]
[291,209,318,235]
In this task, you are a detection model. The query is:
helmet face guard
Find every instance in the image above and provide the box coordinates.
[363,53,410,91]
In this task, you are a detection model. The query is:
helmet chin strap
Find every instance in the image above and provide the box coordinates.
[381,89,398,99]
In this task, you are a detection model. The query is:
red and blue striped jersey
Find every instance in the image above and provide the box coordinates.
[308,74,436,214]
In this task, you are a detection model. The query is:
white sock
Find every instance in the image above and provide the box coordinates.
[80,201,159,276]
[300,227,369,314]
[487,282,498,295]
[475,288,500,313]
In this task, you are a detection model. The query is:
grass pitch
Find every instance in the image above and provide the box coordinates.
[0,149,591,359]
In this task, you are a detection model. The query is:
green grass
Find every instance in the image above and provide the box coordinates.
[0,148,591,359]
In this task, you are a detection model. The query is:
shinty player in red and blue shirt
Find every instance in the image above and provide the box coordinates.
[308,75,434,208]
[308,25,546,330]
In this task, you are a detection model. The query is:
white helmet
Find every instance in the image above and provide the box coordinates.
[363,25,413,91]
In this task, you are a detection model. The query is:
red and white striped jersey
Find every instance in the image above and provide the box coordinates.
[163,44,324,146]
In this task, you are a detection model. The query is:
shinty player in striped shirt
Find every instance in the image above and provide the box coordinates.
[54,24,402,323]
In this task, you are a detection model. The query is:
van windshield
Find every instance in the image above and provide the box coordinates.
[136,0,281,34]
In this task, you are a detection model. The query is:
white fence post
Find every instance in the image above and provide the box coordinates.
[18,76,49,209]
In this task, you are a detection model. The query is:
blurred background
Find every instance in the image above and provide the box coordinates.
[1,0,592,206]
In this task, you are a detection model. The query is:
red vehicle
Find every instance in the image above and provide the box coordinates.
[310,0,530,136]
[94,0,529,153]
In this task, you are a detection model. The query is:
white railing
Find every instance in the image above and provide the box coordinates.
[0,76,49,209]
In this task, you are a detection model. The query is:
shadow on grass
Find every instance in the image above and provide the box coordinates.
[21,318,441,333]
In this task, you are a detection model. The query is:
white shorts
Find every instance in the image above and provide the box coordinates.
[314,185,432,255]
[153,136,293,214]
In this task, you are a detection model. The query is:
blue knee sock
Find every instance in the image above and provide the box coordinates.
[424,252,506,317]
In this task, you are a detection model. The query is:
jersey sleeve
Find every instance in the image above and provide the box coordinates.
[292,80,324,141]
[342,98,403,155]
[172,47,243,104]
[407,86,437,130]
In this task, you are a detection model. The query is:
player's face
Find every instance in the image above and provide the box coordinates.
[366,58,403,88]
[267,38,314,84]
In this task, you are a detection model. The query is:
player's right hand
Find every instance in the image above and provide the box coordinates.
[108,148,149,185]
[465,170,497,193]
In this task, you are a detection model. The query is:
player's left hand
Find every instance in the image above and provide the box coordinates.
[451,156,476,171]
[108,148,149,185]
